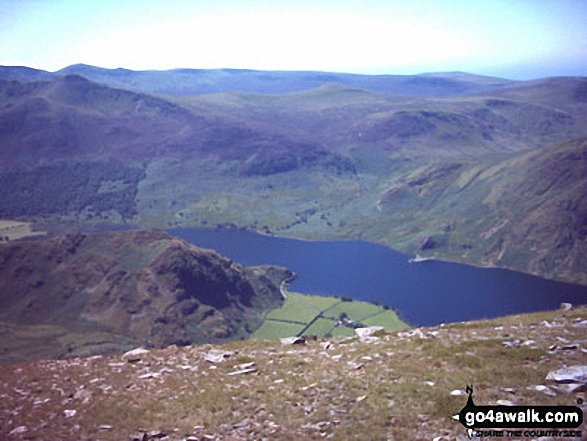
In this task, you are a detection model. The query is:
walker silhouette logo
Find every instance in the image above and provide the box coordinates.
[456,385,583,438]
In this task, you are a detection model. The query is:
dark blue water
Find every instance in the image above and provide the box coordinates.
[168,228,587,326]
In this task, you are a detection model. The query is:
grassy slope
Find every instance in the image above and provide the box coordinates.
[0,230,290,362]
[1,306,585,440]
[254,292,407,339]
[374,137,587,284]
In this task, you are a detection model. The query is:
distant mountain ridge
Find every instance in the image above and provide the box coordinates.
[0,64,516,96]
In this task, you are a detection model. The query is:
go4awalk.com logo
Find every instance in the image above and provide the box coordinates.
[455,386,583,439]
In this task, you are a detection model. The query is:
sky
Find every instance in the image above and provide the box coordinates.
[1,0,586,79]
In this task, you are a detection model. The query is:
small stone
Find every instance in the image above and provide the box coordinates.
[503,388,516,395]
[123,347,150,358]
[227,367,257,376]
[496,399,515,406]
[280,336,306,345]
[560,302,572,311]
[235,362,256,370]
[233,418,249,429]
[425,381,435,386]
[528,385,556,396]
[64,409,77,418]
[450,389,465,396]
[9,426,27,435]
[301,383,317,391]
[348,361,365,370]
[138,372,161,379]
[73,388,92,404]
[573,319,587,328]
[355,326,383,338]
[99,425,113,431]
[204,349,234,363]
[359,335,380,343]
[356,395,367,402]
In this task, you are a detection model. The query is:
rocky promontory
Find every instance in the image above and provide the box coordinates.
[0,229,292,361]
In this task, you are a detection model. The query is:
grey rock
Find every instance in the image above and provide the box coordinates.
[280,336,306,345]
[527,385,556,396]
[232,418,249,429]
[73,388,92,404]
[560,302,573,311]
[355,326,383,338]
[123,347,150,358]
[555,382,587,393]
[9,426,27,435]
[234,362,256,370]
[546,365,587,384]
[227,367,257,376]
[204,349,234,363]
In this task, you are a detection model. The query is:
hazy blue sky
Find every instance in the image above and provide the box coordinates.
[1,0,586,79]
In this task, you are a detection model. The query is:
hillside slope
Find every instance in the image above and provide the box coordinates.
[1,306,585,440]
[0,229,291,361]
[376,137,587,284]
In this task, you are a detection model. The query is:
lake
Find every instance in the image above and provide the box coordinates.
[168,227,587,326]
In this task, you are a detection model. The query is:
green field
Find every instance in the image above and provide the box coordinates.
[253,292,408,340]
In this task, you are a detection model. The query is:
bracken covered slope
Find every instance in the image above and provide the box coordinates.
[0,229,291,361]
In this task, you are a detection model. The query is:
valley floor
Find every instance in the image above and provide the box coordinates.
[1,307,586,440]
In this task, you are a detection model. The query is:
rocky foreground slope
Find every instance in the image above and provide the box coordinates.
[0,229,291,361]
[1,307,585,440]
